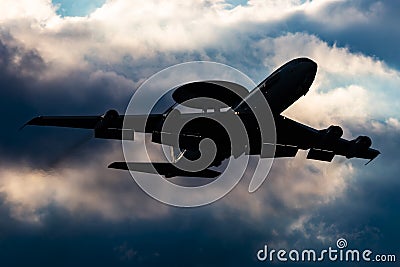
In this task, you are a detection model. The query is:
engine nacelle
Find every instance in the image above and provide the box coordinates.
[95,110,132,140]
[353,136,372,149]
[96,109,119,129]
[104,109,119,120]
[324,125,343,140]
[347,136,372,158]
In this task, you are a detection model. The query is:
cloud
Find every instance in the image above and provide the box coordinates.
[1,0,398,73]
[0,0,57,21]
[1,0,399,224]
[249,32,400,127]
[0,1,399,265]
[0,34,168,223]
[0,154,169,223]
[52,0,107,17]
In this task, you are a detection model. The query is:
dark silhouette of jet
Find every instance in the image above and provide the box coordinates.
[25,58,380,178]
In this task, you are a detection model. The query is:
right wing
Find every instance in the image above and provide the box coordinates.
[273,116,380,163]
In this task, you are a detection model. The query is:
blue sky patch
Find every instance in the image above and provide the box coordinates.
[225,0,248,8]
[52,0,106,17]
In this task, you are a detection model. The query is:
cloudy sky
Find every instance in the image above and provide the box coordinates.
[0,0,399,266]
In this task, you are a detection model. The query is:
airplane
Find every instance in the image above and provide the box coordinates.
[24,58,380,178]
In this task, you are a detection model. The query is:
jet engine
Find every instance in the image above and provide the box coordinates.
[324,125,344,140]
[347,136,372,158]
[104,109,119,121]
[94,109,129,140]
[353,136,372,149]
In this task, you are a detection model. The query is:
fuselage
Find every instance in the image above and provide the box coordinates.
[234,57,317,115]
[230,58,317,155]
[144,58,318,163]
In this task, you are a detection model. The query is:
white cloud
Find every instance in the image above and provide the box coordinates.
[386,117,400,130]
[0,0,57,21]
[0,0,389,69]
[303,0,383,29]
[248,33,400,128]
[0,151,169,223]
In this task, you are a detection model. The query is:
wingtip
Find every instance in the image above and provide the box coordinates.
[18,122,28,131]
[20,117,42,130]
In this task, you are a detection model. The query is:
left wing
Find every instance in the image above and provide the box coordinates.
[273,116,380,163]
[23,109,124,130]
[24,115,105,129]
[23,110,166,140]
[23,113,128,140]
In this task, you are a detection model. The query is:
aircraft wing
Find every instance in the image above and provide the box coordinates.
[273,116,380,163]
[24,115,106,129]
[23,112,165,134]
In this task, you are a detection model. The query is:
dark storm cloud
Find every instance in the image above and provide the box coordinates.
[343,124,400,252]
[0,31,136,168]
[273,0,400,69]
[261,121,400,265]
[0,33,266,169]
[0,206,259,267]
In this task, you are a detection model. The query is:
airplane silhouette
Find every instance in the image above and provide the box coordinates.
[25,58,380,178]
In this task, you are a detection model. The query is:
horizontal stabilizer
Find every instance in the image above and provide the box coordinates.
[108,162,220,178]
[307,148,335,162]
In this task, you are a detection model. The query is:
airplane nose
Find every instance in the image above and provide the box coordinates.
[296,57,317,73]
[306,59,317,74]
[297,58,317,95]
